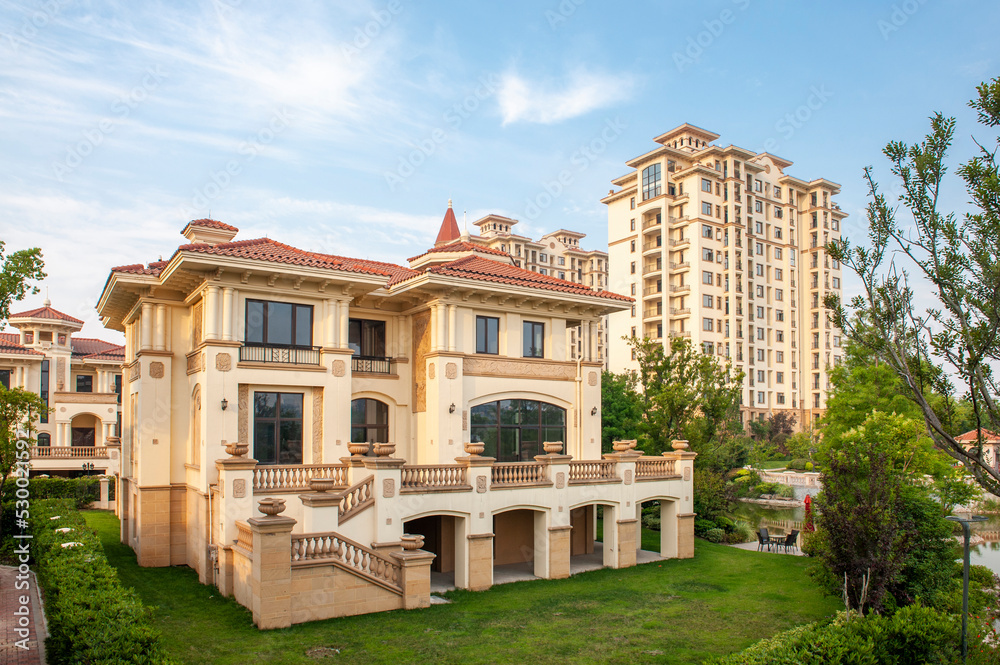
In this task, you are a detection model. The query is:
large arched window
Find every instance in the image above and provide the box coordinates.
[36,432,51,447]
[470,399,566,462]
[351,399,388,444]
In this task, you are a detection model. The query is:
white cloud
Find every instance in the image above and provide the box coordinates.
[496,68,633,126]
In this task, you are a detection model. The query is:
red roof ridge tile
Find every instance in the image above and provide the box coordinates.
[407,241,511,262]
[188,218,239,232]
[9,305,85,324]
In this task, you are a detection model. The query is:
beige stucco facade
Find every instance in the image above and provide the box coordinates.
[604,124,845,428]
[97,215,695,628]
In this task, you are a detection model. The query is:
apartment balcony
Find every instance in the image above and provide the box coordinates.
[240,343,322,365]
[30,445,115,474]
[669,331,692,339]
[669,284,690,295]
[643,305,663,321]
[642,285,663,297]
[670,307,691,317]
[669,237,690,248]
[352,356,393,374]
[642,261,663,275]
[642,240,663,254]
[669,261,690,272]
[642,216,662,231]
[52,391,118,406]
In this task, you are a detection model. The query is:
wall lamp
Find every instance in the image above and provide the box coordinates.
[591,407,598,416]
[221,398,229,411]
[449,403,456,413]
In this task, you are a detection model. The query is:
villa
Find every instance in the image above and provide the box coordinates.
[95,208,696,629]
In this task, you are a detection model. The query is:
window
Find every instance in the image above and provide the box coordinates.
[351,398,388,446]
[756,242,763,255]
[558,257,566,266]
[246,299,313,347]
[757,348,765,361]
[630,262,636,274]
[832,277,841,289]
[253,392,304,465]
[776,289,784,301]
[630,240,636,252]
[755,180,762,192]
[476,316,499,354]
[641,164,661,200]
[834,335,841,347]
[701,178,712,192]
[774,227,782,239]
[349,319,386,358]
[776,330,784,342]
[774,186,782,198]
[756,264,764,276]
[756,285,764,297]
[703,318,714,331]
[630,197,636,209]
[702,271,713,285]
[36,432,50,447]
[470,400,566,462]
[755,200,763,213]
[703,294,713,308]
[559,271,566,280]
[76,375,93,393]
[758,391,765,404]
[777,394,785,405]
[702,224,713,238]
[756,306,764,318]
[523,321,544,358]
[774,207,783,219]
[832,219,840,231]
[775,248,783,260]
[539,253,548,263]
[758,370,765,382]
[631,284,636,295]
[776,351,784,362]
[39,360,48,423]
[703,248,714,262]
[58,333,66,346]
[72,425,95,447]
[702,202,712,216]
[757,328,764,340]
[630,218,636,231]
[775,268,783,280]
[0,369,8,389]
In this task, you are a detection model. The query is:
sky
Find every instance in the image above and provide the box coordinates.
[1,0,997,344]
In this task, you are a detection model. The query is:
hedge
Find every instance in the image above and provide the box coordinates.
[710,604,966,664]
[27,477,114,507]
[30,499,174,664]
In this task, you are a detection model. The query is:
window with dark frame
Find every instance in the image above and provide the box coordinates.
[476,316,499,354]
[351,398,389,448]
[245,299,313,347]
[523,321,544,358]
[39,360,49,423]
[641,164,662,200]
[252,392,304,465]
[0,369,9,390]
[76,375,93,393]
[348,319,386,358]
[470,399,566,462]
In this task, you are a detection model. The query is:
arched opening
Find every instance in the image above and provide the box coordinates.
[70,413,99,447]
[492,507,549,583]
[403,513,468,592]
[568,502,621,573]
[351,398,388,454]
[470,400,566,462]
[637,498,679,561]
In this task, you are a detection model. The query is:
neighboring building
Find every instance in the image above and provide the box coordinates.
[462,210,610,367]
[604,124,845,429]
[0,301,124,476]
[96,212,696,628]
[956,429,1000,473]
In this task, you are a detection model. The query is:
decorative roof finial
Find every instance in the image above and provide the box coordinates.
[448,199,453,209]
[43,287,50,308]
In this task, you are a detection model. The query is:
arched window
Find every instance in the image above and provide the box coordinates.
[36,432,51,447]
[470,400,566,462]
[351,399,388,444]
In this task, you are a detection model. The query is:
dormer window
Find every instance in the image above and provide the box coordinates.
[58,333,66,346]
[25,332,33,344]
[39,331,52,342]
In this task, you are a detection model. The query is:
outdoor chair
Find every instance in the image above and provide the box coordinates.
[779,530,800,553]
[756,530,767,551]
[759,527,772,552]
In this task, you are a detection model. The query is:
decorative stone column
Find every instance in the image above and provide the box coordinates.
[248,498,295,630]
[456,443,495,590]
[535,441,571,579]
[98,476,110,510]
[216,442,257,595]
[298,477,341,533]
[604,440,642,569]
[363,444,406,544]
[662,439,697,559]
[389,539,437,610]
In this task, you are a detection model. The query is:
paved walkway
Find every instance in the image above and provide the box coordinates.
[0,565,47,664]
[726,541,807,556]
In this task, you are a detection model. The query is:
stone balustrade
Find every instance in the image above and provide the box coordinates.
[290,531,402,592]
[400,464,469,492]
[491,462,549,487]
[568,460,619,484]
[31,446,109,459]
[252,463,348,493]
[235,520,253,555]
[635,457,678,479]
[337,477,374,524]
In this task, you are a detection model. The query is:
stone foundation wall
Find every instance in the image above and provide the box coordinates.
[290,565,404,623]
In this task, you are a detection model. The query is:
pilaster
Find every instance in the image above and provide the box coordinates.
[248,514,296,630]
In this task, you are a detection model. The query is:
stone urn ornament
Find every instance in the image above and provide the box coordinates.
[464,441,485,457]
[543,441,564,455]
[671,440,690,452]
[347,441,370,457]
[612,439,634,453]
[257,497,286,517]
[225,440,250,458]
[400,534,424,551]
[373,442,396,458]
[309,477,338,493]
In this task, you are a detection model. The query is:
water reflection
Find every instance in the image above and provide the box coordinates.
[969,515,1000,575]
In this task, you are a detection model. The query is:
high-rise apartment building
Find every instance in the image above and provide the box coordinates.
[464,212,610,366]
[603,124,845,428]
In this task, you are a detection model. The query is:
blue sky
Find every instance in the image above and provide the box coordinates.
[1,0,997,342]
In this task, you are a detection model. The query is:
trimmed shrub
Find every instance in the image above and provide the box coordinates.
[31,499,174,664]
[694,518,718,536]
[804,462,814,472]
[788,458,809,471]
[704,528,725,543]
[23,477,108,508]
[711,604,964,664]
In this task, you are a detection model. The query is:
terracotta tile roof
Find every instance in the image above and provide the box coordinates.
[407,241,511,262]
[188,218,238,232]
[397,255,632,302]
[435,203,461,245]
[8,305,84,325]
[111,261,167,276]
[71,337,123,358]
[177,238,401,277]
[83,346,126,362]
[955,429,1000,444]
[0,334,43,356]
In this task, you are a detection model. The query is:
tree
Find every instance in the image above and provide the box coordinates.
[827,78,1000,496]
[0,387,49,514]
[628,335,744,457]
[600,370,644,453]
[0,240,46,325]
[813,411,957,614]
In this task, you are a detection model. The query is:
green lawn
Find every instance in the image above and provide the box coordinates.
[755,461,791,470]
[83,511,838,665]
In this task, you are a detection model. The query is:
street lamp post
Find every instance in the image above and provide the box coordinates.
[81,462,95,477]
[946,513,988,664]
